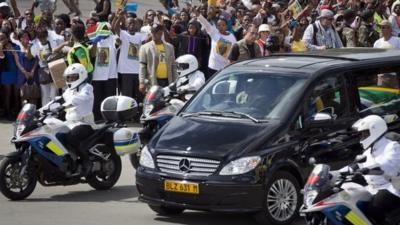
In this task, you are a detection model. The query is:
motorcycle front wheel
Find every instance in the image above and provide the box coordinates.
[87,149,122,190]
[0,157,37,200]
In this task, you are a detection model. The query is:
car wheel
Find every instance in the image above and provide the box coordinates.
[254,171,301,225]
[148,205,185,215]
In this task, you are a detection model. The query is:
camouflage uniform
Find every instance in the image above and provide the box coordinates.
[358,22,380,47]
[341,26,357,47]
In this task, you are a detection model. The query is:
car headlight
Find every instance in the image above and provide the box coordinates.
[304,190,318,207]
[219,156,261,175]
[139,145,155,169]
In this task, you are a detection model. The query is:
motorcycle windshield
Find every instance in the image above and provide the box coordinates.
[16,104,36,125]
[143,86,166,115]
[304,164,331,191]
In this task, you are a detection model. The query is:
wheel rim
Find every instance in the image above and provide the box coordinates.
[93,158,116,181]
[266,178,298,222]
[4,161,29,193]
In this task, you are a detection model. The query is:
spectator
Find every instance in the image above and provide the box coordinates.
[15,30,39,106]
[373,20,400,48]
[255,23,271,56]
[0,30,20,120]
[112,9,147,116]
[91,24,119,121]
[197,14,237,79]
[172,20,209,75]
[341,9,357,47]
[358,9,380,47]
[389,1,400,37]
[291,27,308,52]
[18,10,34,30]
[65,23,93,74]
[93,0,111,22]
[303,9,343,50]
[139,24,177,92]
[228,24,261,63]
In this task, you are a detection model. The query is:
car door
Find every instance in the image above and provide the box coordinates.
[299,73,361,170]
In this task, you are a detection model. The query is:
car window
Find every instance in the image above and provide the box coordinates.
[354,68,400,114]
[184,72,307,120]
[306,76,346,119]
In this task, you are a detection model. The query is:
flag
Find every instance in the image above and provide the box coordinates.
[86,22,112,44]
[125,3,138,13]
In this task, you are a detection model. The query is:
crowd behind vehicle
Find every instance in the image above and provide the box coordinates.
[0,0,399,122]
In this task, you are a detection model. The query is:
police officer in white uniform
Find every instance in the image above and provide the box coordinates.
[174,54,205,97]
[62,63,95,175]
[343,115,400,223]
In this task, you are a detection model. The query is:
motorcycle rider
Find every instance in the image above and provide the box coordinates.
[173,54,205,97]
[337,115,400,224]
[62,63,95,175]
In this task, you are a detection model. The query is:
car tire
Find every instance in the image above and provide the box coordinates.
[148,205,185,215]
[253,171,301,225]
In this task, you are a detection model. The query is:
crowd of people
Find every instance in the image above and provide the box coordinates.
[0,0,399,121]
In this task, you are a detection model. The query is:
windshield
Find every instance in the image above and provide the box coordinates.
[184,72,307,120]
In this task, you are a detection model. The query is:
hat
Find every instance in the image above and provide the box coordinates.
[317,9,334,19]
[258,24,271,33]
[379,20,391,27]
[0,2,8,8]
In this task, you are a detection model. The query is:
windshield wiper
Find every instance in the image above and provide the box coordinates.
[223,111,261,123]
[182,111,263,123]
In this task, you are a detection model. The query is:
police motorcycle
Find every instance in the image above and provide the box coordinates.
[0,95,140,200]
[129,54,205,168]
[300,115,400,225]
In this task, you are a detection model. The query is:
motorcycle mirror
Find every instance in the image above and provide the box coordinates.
[355,155,367,163]
[308,157,316,166]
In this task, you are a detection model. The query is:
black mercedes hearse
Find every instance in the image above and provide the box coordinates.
[136,48,400,225]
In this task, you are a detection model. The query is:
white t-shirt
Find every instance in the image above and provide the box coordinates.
[208,29,237,70]
[31,35,63,68]
[117,30,148,74]
[93,35,118,81]
[373,36,400,49]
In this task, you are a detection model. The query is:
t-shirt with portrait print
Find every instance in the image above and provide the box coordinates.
[117,30,148,74]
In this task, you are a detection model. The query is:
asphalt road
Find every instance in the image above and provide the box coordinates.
[0,1,306,225]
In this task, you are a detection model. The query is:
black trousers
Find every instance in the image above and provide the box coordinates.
[65,124,94,161]
[157,78,169,87]
[120,73,143,120]
[92,79,117,121]
[367,189,400,224]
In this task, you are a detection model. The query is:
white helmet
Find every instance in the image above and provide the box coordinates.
[352,115,387,149]
[63,63,88,89]
[175,54,198,77]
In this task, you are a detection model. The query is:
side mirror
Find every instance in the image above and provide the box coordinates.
[305,112,334,128]
[308,157,316,166]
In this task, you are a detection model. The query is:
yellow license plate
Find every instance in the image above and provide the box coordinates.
[164,180,199,194]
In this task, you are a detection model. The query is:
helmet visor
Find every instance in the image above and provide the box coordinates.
[177,63,190,71]
[360,130,370,142]
[65,73,79,83]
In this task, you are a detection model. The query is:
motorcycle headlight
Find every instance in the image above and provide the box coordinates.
[143,104,154,117]
[304,190,319,207]
[139,145,155,169]
[219,156,261,175]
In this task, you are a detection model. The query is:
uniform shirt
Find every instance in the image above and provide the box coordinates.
[117,30,148,74]
[176,70,205,92]
[358,137,400,197]
[62,83,94,123]
[93,35,118,81]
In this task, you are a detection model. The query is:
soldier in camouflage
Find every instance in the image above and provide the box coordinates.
[358,9,380,47]
[341,9,358,47]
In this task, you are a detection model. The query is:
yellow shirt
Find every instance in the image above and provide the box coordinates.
[291,40,307,52]
[156,44,168,79]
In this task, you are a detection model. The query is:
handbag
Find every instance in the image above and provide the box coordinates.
[20,81,41,100]
[38,67,53,84]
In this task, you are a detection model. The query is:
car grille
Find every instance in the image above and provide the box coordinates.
[156,155,220,176]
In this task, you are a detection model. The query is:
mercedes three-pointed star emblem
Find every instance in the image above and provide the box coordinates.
[178,159,191,172]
